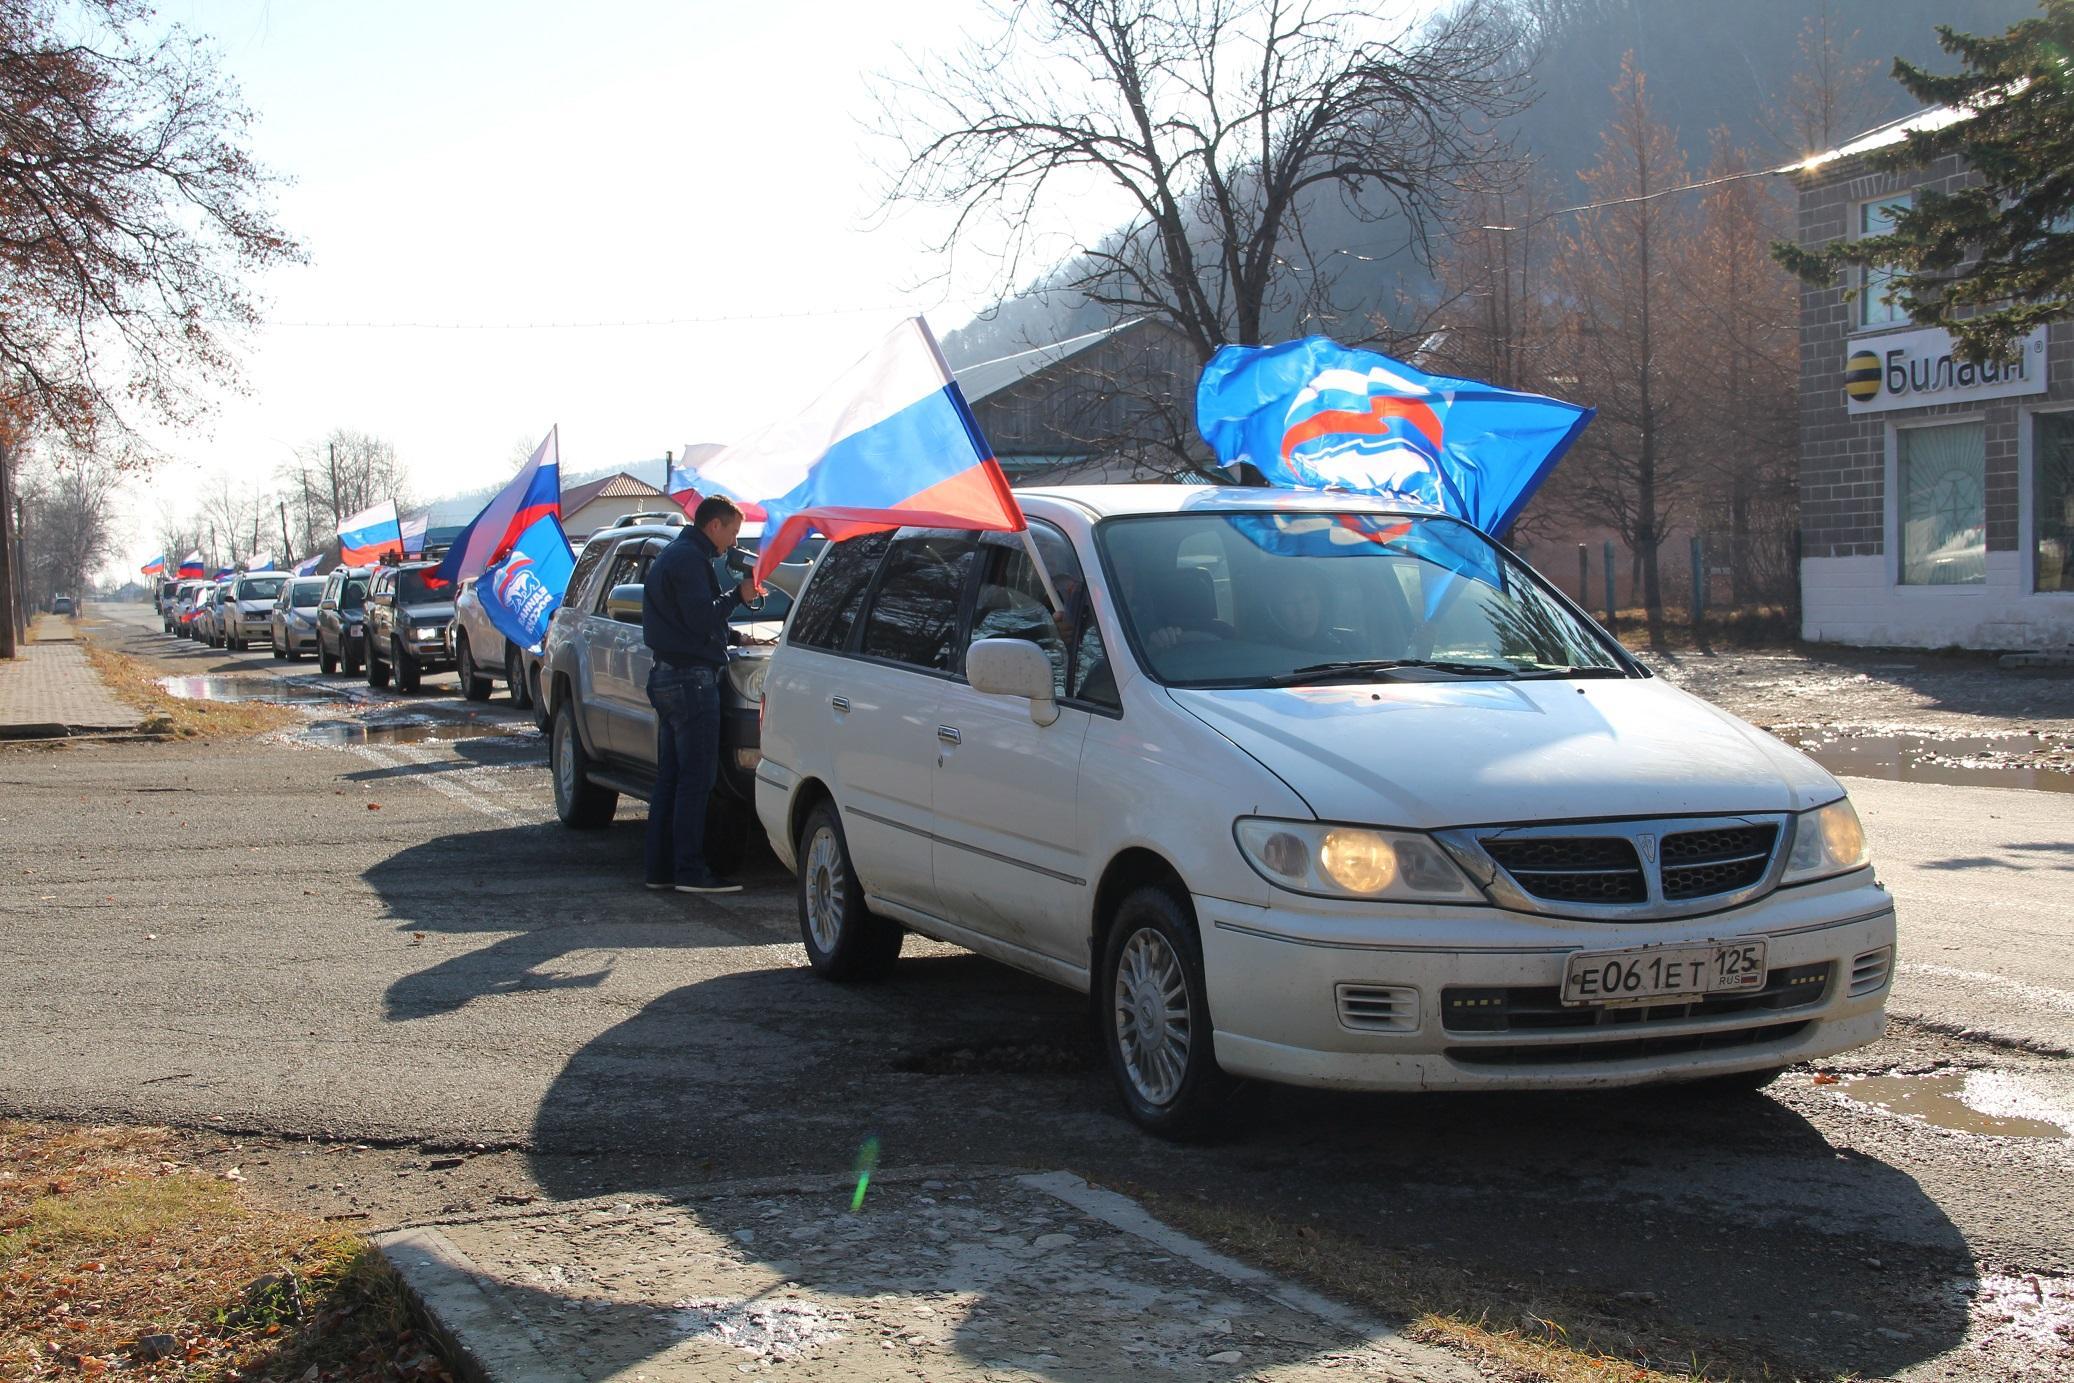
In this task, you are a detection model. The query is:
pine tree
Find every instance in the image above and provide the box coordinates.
[1774,1,2074,363]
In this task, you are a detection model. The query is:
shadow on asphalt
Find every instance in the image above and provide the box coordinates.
[505,956,1979,1381]
[364,819,789,1021]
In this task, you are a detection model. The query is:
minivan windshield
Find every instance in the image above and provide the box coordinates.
[235,577,285,602]
[1096,510,1631,687]
[290,580,324,607]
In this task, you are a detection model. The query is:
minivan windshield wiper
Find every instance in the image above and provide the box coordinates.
[1510,664,1631,680]
[1268,658,1517,686]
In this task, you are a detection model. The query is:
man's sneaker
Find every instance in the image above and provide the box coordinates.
[674,872,742,895]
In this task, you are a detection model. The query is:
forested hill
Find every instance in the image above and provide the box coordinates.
[938,0,2035,369]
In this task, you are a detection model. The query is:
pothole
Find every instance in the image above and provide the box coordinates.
[157,674,345,705]
[1835,1071,2069,1139]
[1794,732,2074,793]
[894,1039,1096,1075]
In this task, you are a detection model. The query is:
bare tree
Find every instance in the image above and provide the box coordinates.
[0,0,297,654]
[1768,5,1883,159]
[17,443,119,604]
[1547,54,1695,649]
[880,0,1528,367]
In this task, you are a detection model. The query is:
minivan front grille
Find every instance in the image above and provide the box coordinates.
[1481,837,1646,904]
[1660,825,1778,900]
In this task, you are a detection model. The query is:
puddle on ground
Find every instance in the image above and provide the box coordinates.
[1797,732,2074,793]
[1839,1071,2069,1139]
[157,675,342,705]
[298,718,532,746]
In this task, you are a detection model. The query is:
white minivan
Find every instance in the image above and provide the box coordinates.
[753,486,1895,1136]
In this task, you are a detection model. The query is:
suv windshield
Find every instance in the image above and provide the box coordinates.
[235,577,285,602]
[394,570,449,604]
[291,581,324,607]
[340,578,368,609]
[1097,510,1630,687]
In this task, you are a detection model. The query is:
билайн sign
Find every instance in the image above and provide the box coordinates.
[1843,324,2047,415]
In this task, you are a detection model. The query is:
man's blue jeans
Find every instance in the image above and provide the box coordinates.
[645,662,721,884]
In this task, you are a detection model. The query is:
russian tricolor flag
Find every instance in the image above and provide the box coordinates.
[177,551,205,579]
[436,427,559,585]
[698,318,1024,582]
[140,555,167,577]
[670,447,766,522]
[338,499,406,566]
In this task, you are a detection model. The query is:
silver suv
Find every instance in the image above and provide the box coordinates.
[447,576,536,708]
[538,515,793,873]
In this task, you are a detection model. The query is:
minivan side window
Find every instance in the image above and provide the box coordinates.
[857,534,979,672]
[790,532,890,651]
[966,521,1121,707]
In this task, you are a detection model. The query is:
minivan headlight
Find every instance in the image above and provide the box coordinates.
[1781,798,1870,885]
[1234,818,1480,902]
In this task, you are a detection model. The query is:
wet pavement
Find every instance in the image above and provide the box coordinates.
[1837,1070,2070,1140]
[1797,730,2074,794]
[157,673,348,704]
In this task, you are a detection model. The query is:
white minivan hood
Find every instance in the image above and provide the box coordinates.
[1168,677,1840,828]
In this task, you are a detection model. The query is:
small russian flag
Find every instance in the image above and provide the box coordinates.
[338,499,406,566]
[141,554,167,577]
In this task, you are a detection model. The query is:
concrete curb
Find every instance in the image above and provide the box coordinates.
[377,1167,1475,1382]
[376,1227,588,1383]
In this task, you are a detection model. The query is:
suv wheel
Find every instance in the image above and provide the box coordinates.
[319,640,337,675]
[504,644,532,709]
[1099,886,1235,1140]
[364,634,390,689]
[457,636,492,701]
[551,699,617,828]
[796,802,902,979]
[393,639,422,693]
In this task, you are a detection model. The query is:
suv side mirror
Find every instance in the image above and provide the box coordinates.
[320,599,335,611]
[966,638,1059,727]
[605,583,644,624]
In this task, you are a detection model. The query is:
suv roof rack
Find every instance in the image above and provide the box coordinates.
[611,511,686,528]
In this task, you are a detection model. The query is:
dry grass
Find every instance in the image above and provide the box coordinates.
[0,1121,447,1382]
[1123,1183,1770,1383]
[74,630,299,741]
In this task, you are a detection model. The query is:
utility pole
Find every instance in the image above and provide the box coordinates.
[327,440,341,528]
[0,436,15,659]
[279,500,292,562]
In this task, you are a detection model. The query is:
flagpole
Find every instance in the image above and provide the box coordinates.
[1016,528,1066,618]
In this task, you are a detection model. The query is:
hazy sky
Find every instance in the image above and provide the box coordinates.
[116,0,1133,569]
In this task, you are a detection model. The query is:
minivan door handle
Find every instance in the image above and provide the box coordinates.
[830,695,851,713]
[936,725,961,745]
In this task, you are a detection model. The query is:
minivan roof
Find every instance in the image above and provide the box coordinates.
[1014,483,1448,522]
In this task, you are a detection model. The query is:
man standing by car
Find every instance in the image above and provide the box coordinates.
[641,495,761,894]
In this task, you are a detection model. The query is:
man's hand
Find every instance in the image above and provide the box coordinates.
[737,579,763,602]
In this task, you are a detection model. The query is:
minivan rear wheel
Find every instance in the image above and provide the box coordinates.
[796,802,901,979]
[457,637,492,701]
[1100,886,1234,1140]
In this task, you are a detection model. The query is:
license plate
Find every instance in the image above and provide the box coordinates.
[1562,940,1767,1006]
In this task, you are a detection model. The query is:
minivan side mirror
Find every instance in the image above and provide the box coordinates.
[966,638,1059,727]
[605,583,644,624]
[319,599,336,611]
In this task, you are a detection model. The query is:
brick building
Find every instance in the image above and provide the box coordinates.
[1790,110,2073,649]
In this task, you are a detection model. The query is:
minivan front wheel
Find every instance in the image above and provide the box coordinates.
[1100,887,1233,1139]
[796,803,901,980]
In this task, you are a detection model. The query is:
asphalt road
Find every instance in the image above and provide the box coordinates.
[3,602,2070,1381]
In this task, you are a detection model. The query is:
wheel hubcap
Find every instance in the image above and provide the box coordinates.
[554,720,575,800]
[804,827,844,953]
[1114,928,1191,1107]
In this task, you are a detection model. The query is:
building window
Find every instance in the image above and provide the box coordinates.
[1857,192,1913,329]
[2038,413,2074,593]
[1898,421,1986,586]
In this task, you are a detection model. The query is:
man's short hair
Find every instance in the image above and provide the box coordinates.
[693,494,742,529]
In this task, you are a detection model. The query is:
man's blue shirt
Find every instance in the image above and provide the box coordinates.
[642,527,736,667]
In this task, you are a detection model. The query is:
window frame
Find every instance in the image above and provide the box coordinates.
[1886,414,1990,591]
[2021,403,2074,596]
[1854,191,1914,330]
[786,530,894,653]
[592,540,647,615]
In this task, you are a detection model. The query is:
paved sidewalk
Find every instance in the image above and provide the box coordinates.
[0,618,143,737]
[379,1169,1478,1383]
